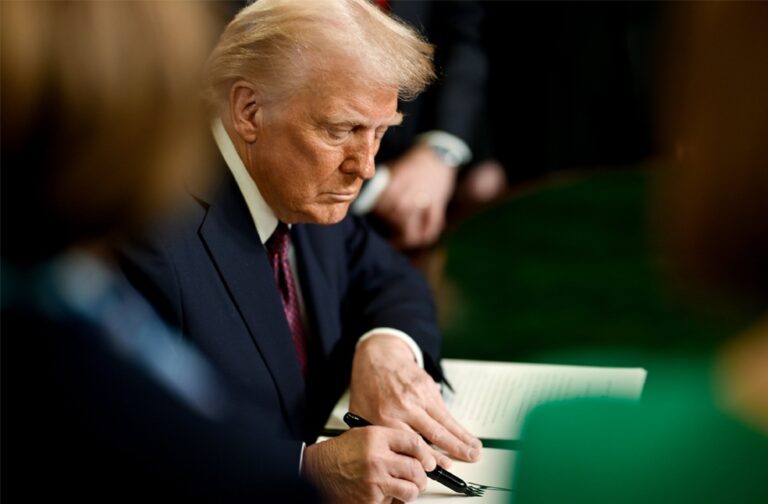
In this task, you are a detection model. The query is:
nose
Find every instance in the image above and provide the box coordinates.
[340,130,377,180]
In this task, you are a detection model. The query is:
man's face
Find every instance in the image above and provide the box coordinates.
[245,74,401,224]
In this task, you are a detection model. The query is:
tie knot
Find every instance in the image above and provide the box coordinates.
[266,222,290,261]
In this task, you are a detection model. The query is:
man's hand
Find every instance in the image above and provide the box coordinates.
[349,335,482,463]
[373,145,457,249]
[303,426,436,504]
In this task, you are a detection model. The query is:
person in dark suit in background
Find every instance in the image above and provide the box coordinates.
[119,1,481,502]
[351,0,492,249]
[1,2,315,501]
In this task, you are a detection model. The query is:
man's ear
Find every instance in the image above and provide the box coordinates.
[229,80,263,143]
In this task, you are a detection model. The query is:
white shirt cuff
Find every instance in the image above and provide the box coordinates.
[298,441,306,475]
[357,328,424,369]
[415,130,473,168]
[351,165,391,215]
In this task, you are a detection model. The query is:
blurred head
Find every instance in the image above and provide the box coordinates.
[1,1,215,264]
[204,0,435,224]
[657,2,768,309]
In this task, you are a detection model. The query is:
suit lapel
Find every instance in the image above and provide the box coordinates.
[197,171,306,437]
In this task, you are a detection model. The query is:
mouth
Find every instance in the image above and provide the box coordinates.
[323,192,358,202]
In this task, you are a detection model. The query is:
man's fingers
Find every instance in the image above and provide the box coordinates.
[389,420,453,469]
[387,453,428,491]
[412,409,480,462]
[421,202,445,244]
[427,402,482,456]
[380,477,421,503]
[386,429,437,472]
[429,445,453,469]
[370,366,480,462]
[398,208,427,248]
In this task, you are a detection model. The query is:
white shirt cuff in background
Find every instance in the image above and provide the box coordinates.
[357,328,424,369]
[415,130,473,169]
[298,441,306,475]
[351,165,391,215]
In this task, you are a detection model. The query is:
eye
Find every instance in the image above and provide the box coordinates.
[327,127,352,140]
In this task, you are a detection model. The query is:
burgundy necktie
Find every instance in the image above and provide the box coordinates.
[266,223,308,376]
[374,0,389,12]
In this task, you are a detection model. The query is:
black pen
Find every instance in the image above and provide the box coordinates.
[343,412,482,497]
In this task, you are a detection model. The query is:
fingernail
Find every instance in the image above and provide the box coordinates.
[467,447,479,460]
[441,456,452,469]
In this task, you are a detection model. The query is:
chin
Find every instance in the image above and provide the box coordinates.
[291,201,353,225]
[313,202,352,225]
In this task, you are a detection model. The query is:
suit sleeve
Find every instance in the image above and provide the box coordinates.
[341,216,444,382]
[429,0,488,149]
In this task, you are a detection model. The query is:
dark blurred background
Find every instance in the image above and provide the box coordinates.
[482,1,661,182]
[437,1,753,366]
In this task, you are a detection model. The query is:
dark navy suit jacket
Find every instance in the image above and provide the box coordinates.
[119,164,444,475]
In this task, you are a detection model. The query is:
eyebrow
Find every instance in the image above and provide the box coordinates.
[326,111,404,129]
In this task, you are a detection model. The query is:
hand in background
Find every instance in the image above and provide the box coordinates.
[349,334,481,464]
[303,425,436,503]
[373,145,457,249]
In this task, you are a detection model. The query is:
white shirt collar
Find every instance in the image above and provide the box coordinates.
[211,118,278,244]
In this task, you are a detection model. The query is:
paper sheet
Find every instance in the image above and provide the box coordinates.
[420,447,515,503]
[325,359,646,440]
[440,359,646,440]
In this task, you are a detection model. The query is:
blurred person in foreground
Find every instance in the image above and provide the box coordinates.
[0,2,315,501]
[513,3,768,502]
[118,1,481,502]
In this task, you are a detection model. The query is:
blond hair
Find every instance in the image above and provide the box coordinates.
[204,0,434,109]
[1,1,215,261]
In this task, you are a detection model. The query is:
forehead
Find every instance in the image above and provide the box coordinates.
[288,71,400,126]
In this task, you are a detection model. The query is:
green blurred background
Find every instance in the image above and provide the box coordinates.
[438,169,745,370]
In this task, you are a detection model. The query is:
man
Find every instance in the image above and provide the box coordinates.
[120,0,480,502]
[216,1,495,251]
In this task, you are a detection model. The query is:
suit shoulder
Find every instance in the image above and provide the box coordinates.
[136,193,208,251]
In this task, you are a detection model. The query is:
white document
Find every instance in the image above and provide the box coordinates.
[325,359,646,440]
[419,447,515,503]
[439,359,646,440]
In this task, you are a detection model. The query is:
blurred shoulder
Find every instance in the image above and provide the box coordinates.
[515,357,768,503]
